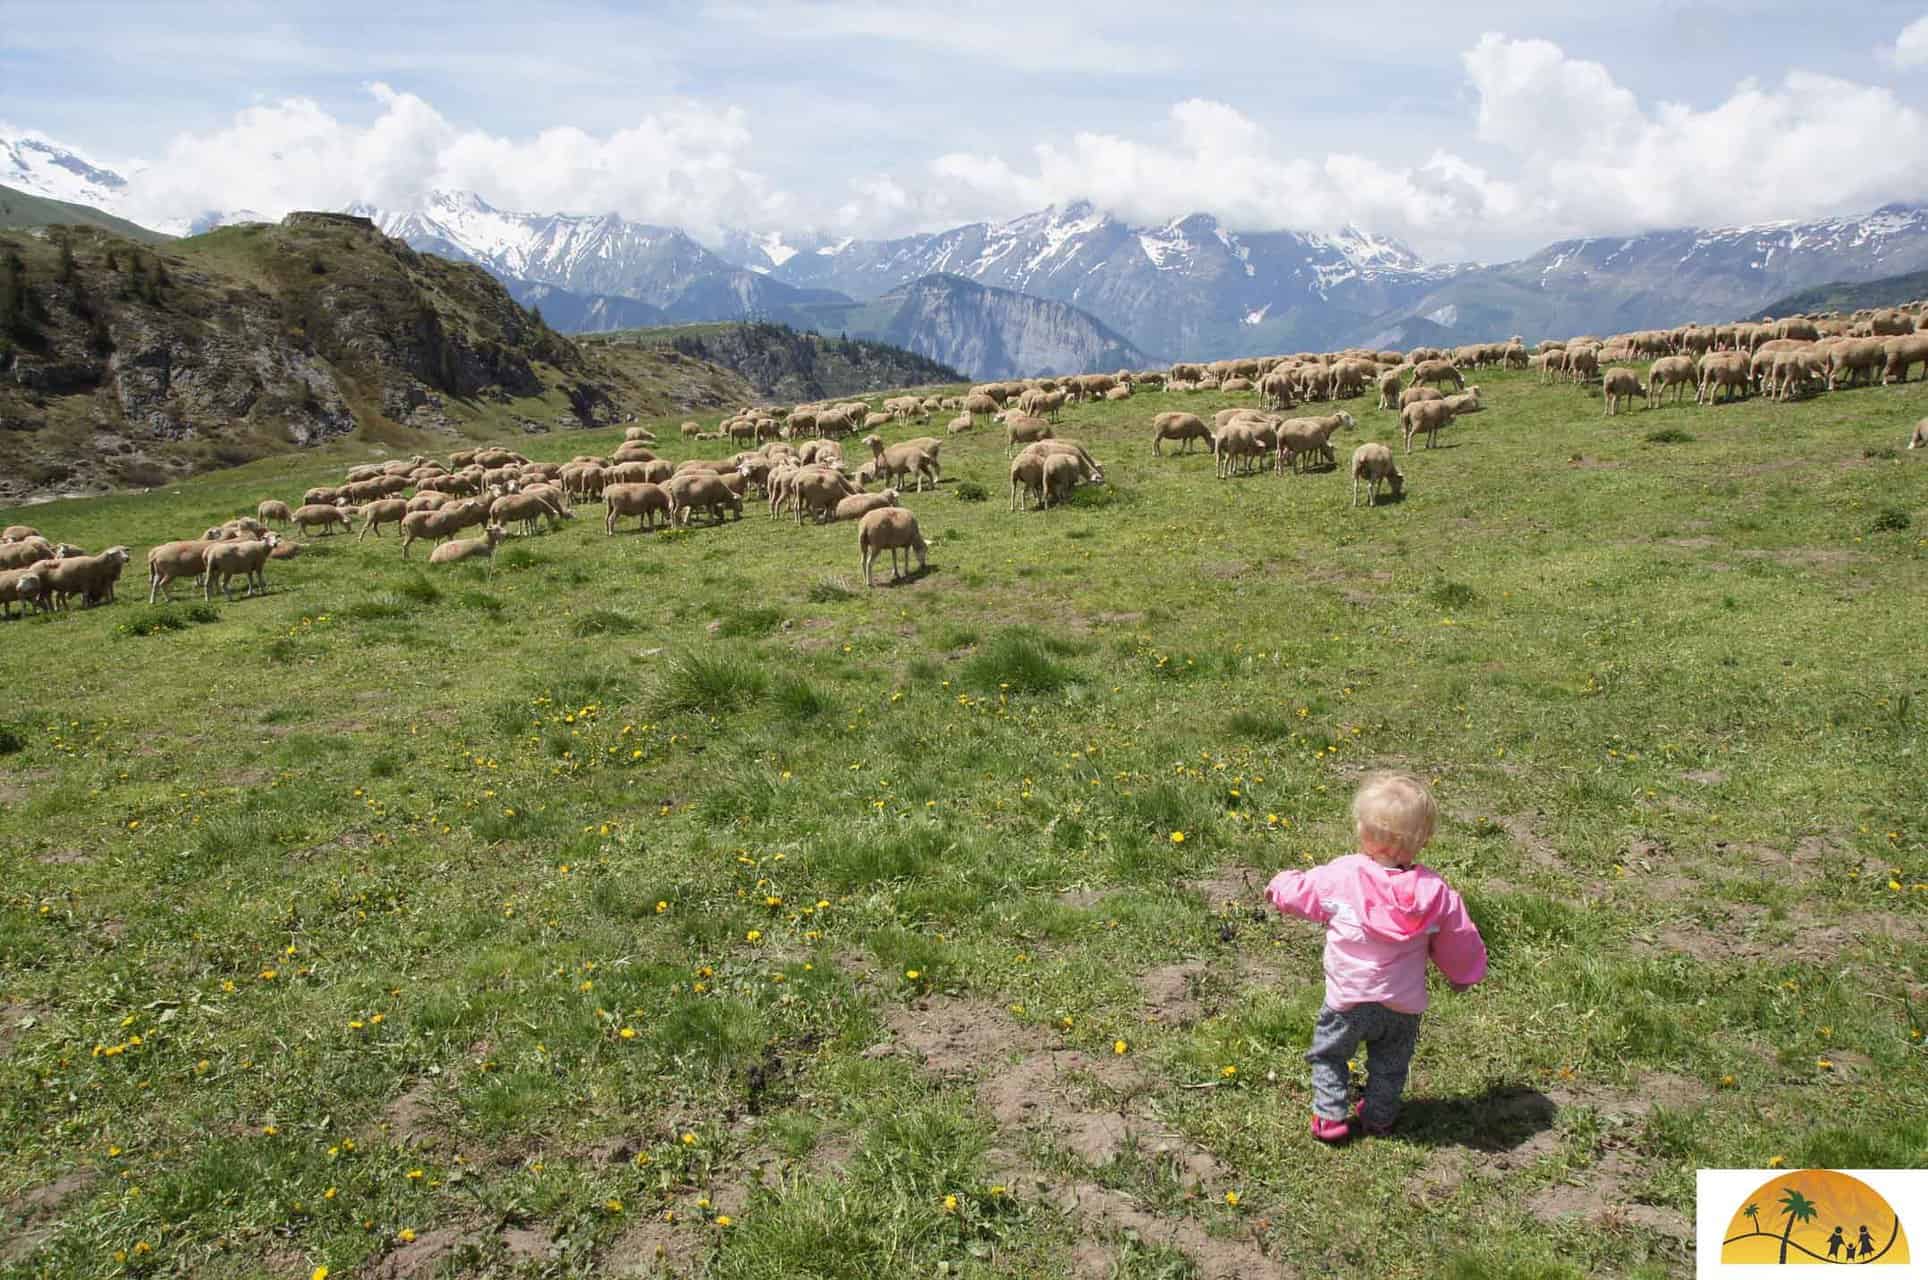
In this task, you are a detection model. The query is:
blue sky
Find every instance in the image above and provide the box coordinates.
[6,1,1928,259]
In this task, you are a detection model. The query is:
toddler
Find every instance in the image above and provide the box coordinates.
[1266,771,1486,1141]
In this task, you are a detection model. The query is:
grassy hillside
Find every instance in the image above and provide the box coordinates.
[594,321,964,401]
[0,183,172,245]
[0,369,1924,1279]
[0,215,748,503]
[1749,270,1928,319]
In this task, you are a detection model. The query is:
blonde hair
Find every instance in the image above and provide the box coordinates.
[1352,771,1437,860]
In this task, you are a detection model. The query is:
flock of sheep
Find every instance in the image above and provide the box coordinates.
[3,300,1925,618]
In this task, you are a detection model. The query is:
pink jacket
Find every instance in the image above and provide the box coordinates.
[1266,853,1486,1014]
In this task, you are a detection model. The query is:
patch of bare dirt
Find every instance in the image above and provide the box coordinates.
[1681,769,1727,785]
[35,848,91,865]
[375,1079,446,1151]
[1053,1180,1291,1279]
[1185,866,1262,913]
[1056,887,1107,909]
[1525,1148,1690,1242]
[220,767,272,788]
[1660,536,1720,550]
[1,1003,50,1061]
[1200,560,1250,580]
[604,1213,708,1277]
[882,997,1047,1074]
[364,1225,473,1279]
[0,781,25,804]
[500,1225,553,1262]
[1140,963,1206,1025]
[1496,813,1566,871]
[0,1169,96,1264]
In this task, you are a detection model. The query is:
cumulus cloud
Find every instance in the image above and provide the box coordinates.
[897,34,1928,260]
[1890,14,1928,67]
[122,83,791,237]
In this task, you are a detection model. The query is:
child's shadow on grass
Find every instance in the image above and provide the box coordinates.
[1395,1085,1557,1153]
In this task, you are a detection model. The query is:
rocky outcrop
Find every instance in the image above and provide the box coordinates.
[837,274,1153,379]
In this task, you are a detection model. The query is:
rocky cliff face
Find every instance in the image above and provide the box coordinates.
[610,321,962,401]
[840,274,1153,379]
[0,214,628,502]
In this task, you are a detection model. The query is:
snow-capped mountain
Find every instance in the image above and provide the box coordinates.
[1371,202,1928,345]
[347,189,746,309]
[0,126,134,213]
[744,202,1470,358]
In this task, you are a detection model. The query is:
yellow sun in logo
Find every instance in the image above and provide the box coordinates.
[1721,1169,1910,1265]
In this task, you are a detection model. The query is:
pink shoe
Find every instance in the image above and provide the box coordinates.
[1310,1114,1353,1144]
[1352,1100,1394,1137]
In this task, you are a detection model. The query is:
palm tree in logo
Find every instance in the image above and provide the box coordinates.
[1777,1188,1819,1264]
[1743,1203,1760,1234]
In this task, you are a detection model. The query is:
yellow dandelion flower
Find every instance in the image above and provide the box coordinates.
[1113,1039,1128,1055]
[715,1215,733,1227]
[1170,831,1186,844]
[323,1187,336,1200]
[1767,1155,1786,1169]
[942,1194,958,1213]
[681,1132,696,1145]
[262,1125,279,1136]
[655,901,668,913]
[1221,1065,1238,1079]
[1225,1190,1240,1207]
[746,929,762,943]
[405,1168,424,1181]
[906,969,921,980]
[606,1198,624,1213]
[313,1268,330,1280]
[397,1228,416,1244]
[619,1027,637,1040]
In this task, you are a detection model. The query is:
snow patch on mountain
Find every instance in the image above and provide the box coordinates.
[0,126,134,211]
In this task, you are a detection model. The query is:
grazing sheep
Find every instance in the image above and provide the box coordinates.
[399,500,489,559]
[1004,414,1053,448]
[1376,370,1404,411]
[355,499,410,540]
[1909,418,1927,449]
[1,525,40,543]
[1601,368,1645,416]
[292,503,350,536]
[666,472,744,526]
[427,523,508,572]
[490,491,573,536]
[858,508,927,587]
[1440,388,1482,416]
[1409,359,1465,392]
[1398,385,1443,410]
[1881,333,1928,383]
[605,485,674,535]
[147,539,226,602]
[1151,411,1210,455]
[1212,418,1279,478]
[1773,349,1828,401]
[406,491,454,514]
[1825,337,1886,390]
[1399,399,1456,453]
[202,534,282,601]
[0,537,58,571]
[1646,356,1697,406]
[1696,352,1750,404]
[788,466,860,523]
[1009,441,1103,511]
[0,568,47,618]
[624,426,658,444]
[1350,443,1404,507]
[859,437,940,492]
[947,412,973,434]
[1275,412,1355,475]
[834,488,900,522]
[34,546,130,609]
[256,500,293,528]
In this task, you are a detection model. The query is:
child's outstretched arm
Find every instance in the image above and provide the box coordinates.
[1429,888,1488,990]
[1265,867,1330,923]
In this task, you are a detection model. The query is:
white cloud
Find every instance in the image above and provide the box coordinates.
[1889,14,1928,67]
[904,35,1928,260]
[122,83,790,238]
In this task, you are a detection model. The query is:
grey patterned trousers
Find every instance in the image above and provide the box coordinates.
[1306,1002,1422,1126]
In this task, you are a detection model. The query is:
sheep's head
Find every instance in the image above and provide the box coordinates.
[878,489,900,506]
[1910,421,1927,449]
[102,546,131,566]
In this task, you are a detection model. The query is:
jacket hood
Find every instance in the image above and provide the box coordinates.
[1351,856,1451,941]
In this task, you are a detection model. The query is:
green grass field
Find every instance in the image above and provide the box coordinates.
[1,368,1923,1280]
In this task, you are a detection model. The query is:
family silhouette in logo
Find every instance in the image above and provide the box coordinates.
[1728,1188,1900,1264]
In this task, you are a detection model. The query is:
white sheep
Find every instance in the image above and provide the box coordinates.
[429,524,508,572]
[34,546,130,609]
[202,534,282,601]
[603,482,671,534]
[834,488,900,522]
[1350,444,1404,507]
[859,507,927,586]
